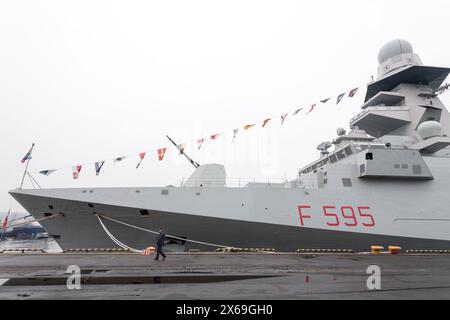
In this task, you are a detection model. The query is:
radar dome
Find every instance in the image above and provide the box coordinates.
[417,121,443,140]
[378,39,414,64]
[336,128,347,136]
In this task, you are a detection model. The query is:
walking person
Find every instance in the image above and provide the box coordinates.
[155,228,167,261]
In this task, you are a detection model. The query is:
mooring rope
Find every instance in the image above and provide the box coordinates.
[96,214,142,253]
[97,213,237,250]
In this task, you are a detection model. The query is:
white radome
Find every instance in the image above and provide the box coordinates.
[417,121,443,140]
[378,39,414,64]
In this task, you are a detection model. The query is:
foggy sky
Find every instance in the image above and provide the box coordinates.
[1,0,450,217]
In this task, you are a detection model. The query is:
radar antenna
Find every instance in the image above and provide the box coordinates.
[166,135,200,169]
[317,141,333,156]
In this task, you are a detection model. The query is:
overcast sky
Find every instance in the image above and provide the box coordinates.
[1,0,450,216]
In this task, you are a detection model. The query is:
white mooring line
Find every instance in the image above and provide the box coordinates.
[0,279,9,286]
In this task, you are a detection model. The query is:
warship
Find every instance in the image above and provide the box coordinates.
[8,39,450,252]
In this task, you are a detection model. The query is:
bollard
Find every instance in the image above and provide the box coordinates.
[388,246,402,254]
[371,246,384,254]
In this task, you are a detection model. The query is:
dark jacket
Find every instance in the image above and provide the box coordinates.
[156,232,166,247]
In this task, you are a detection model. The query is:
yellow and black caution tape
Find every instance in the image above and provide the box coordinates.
[216,247,276,253]
[296,249,354,254]
[406,249,450,254]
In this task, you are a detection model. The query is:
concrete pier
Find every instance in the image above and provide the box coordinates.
[1,252,450,299]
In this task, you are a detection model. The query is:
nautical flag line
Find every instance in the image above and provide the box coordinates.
[72,166,82,180]
[158,148,167,161]
[197,138,205,150]
[210,134,220,140]
[232,129,239,143]
[31,81,366,180]
[2,209,10,230]
[39,170,56,176]
[136,153,146,169]
[337,93,345,105]
[280,114,288,126]
[348,87,359,97]
[114,157,127,164]
[306,104,317,115]
[95,161,105,176]
[262,118,272,128]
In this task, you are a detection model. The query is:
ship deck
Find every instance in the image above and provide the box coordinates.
[1,252,450,300]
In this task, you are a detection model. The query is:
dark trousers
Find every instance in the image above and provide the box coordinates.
[155,246,166,260]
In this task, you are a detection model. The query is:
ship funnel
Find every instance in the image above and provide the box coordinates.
[377,39,423,78]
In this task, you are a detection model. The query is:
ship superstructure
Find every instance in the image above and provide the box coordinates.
[9,39,450,252]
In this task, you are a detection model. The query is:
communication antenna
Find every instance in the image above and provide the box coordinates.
[434,82,449,95]
[166,136,200,169]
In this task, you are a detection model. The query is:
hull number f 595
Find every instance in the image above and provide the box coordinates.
[298,205,376,228]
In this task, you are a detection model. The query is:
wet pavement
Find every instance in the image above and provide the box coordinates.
[1,252,450,299]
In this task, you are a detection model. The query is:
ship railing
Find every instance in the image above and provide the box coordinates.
[178,177,293,188]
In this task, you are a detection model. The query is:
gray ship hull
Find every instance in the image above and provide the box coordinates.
[8,39,450,253]
[9,190,450,252]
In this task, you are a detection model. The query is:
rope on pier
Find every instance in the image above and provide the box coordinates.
[96,214,142,253]
[96,213,238,253]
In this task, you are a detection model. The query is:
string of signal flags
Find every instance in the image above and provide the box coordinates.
[23,84,363,180]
